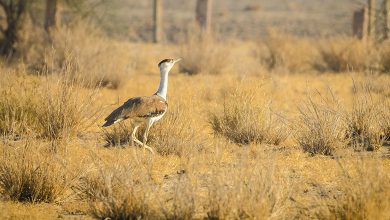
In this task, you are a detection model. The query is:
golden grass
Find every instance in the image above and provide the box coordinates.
[1,24,390,219]
[179,31,231,75]
[0,141,74,203]
[209,84,288,145]
[294,92,347,156]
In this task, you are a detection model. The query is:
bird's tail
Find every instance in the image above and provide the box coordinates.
[102,120,114,127]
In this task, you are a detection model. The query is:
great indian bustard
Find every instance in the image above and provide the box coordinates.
[102,58,181,154]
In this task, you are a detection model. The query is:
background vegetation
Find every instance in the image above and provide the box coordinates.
[0,0,389,219]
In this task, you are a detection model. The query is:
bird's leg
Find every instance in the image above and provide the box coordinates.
[142,123,154,154]
[131,124,154,154]
[131,125,142,146]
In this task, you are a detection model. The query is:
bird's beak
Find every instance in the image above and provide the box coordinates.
[174,58,182,63]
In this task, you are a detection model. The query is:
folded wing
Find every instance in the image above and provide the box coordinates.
[103,95,167,127]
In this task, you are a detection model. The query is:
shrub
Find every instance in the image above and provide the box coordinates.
[0,72,98,143]
[295,94,347,156]
[36,76,99,142]
[0,77,38,139]
[0,142,71,203]
[205,151,289,219]
[325,159,390,219]
[259,30,319,73]
[23,22,132,89]
[318,38,368,72]
[346,84,385,151]
[77,160,158,219]
[209,86,287,145]
[179,30,231,75]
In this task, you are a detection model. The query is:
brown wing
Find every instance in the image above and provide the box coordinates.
[103,95,167,127]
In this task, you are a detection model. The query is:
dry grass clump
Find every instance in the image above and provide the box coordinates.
[0,76,38,139]
[24,22,132,89]
[36,75,99,142]
[179,32,231,75]
[318,38,368,72]
[0,142,71,203]
[346,85,386,151]
[323,159,390,219]
[209,86,287,145]
[259,30,319,73]
[0,72,98,143]
[378,40,390,73]
[77,158,159,219]
[205,151,289,219]
[294,93,347,156]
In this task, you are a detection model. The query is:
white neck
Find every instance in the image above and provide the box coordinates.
[156,67,170,100]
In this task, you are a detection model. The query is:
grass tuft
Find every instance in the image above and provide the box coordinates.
[0,142,71,203]
[209,86,287,145]
[295,92,347,156]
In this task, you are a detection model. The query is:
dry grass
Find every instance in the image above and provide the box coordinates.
[0,70,98,144]
[36,75,99,142]
[319,159,390,219]
[179,31,231,75]
[318,38,369,72]
[346,83,386,151]
[259,30,319,73]
[22,22,132,89]
[209,84,287,145]
[0,76,38,140]
[205,151,290,219]
[77,159,158,219]
[0,142,73,203]
[294,92,347,156]
[1,22,390,220]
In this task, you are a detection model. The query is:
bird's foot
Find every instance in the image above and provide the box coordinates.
[143,144,155,154]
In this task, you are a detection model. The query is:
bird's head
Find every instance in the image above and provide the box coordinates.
[158,58,182,73]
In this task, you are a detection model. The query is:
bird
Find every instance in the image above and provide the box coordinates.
[102,58,182,154]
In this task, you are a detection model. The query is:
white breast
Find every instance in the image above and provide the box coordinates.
[150,112,165,126]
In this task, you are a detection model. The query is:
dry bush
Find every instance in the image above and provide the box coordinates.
[0,71,98,143]
[23,22,132,89]
[160,173,197,220]
[209,86,287,145]
[318,38,368,72]
[205,151,290,219]
[36,75,99,142]
[0,142,72,203]
[320,159,390,219]
[378,40,390,73]
[0,75,38,139]
[294,93,347,156]
[77,157,159,219]
[179,31,231,75]
[258,30,319,73]
[346,84,386,151]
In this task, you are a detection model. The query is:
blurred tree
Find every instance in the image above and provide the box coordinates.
[196,0,212,33]
[44,0,59,33]
[153,0,162,43]
[0,0,30,56]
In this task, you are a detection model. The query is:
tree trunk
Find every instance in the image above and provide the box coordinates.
[153,0,162,43]
[44,0,59,33]
[367,0,376,41]
[0,0,28,56]
[196,0,212,33]
[386,0,390,39]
